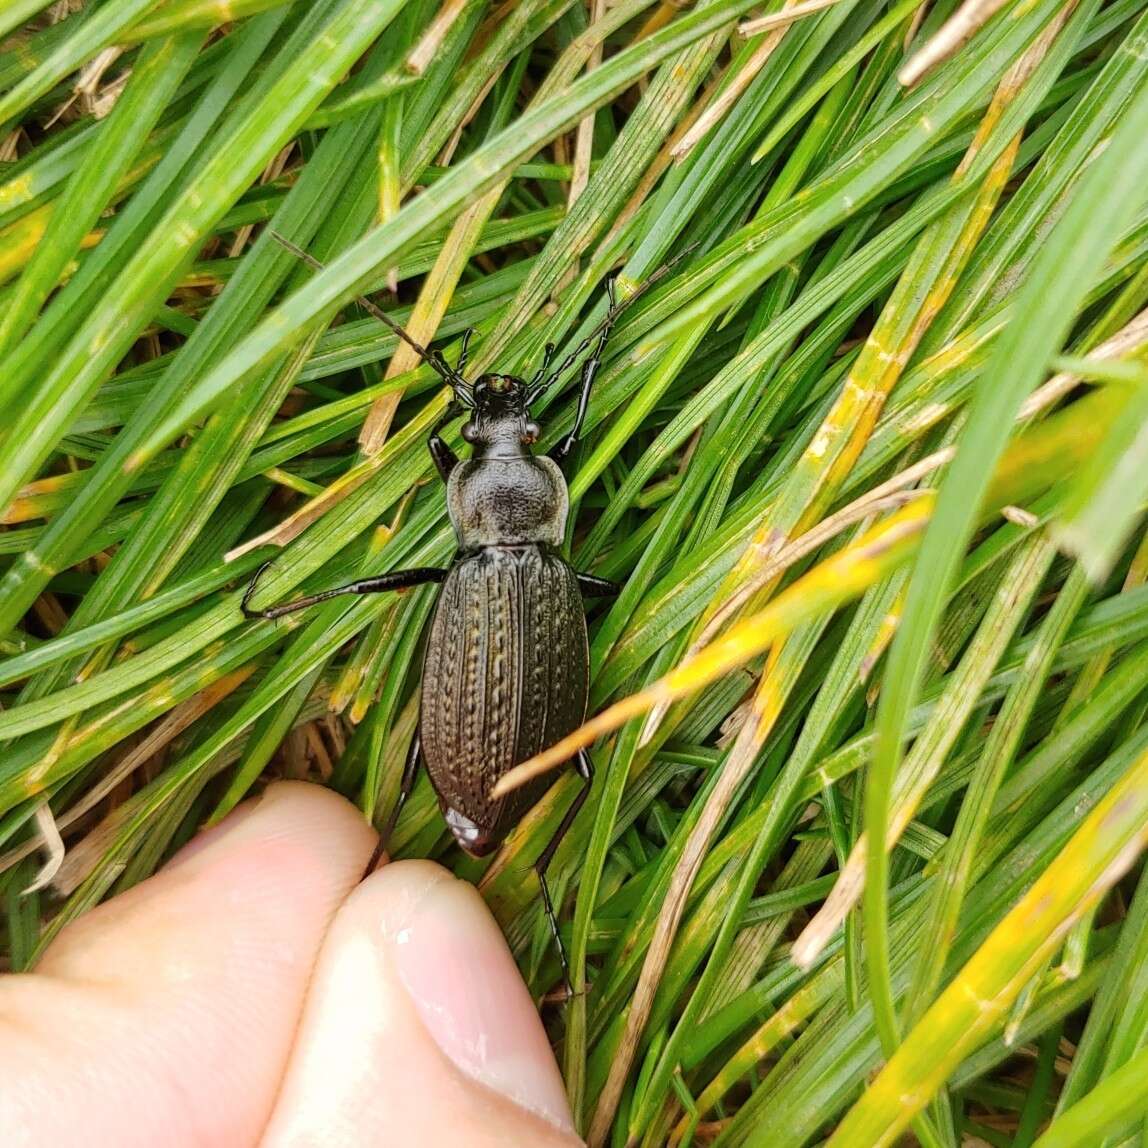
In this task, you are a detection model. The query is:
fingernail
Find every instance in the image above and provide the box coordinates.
[165,794,264,870]
[388,874,575,1133]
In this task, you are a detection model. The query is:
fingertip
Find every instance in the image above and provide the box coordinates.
[380,864,575,1132]
[264,859,580,1146]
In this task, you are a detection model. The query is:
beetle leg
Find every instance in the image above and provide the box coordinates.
[429,436,458,484]
[549,283,617,466]
[549,354,601,466]
[241,562,446,619]
[535,748,594,998]
[528,341,557,389]
[428,400,464,483]
[576,572,620,598]
[364,729,423,876]
[456,327,475,377]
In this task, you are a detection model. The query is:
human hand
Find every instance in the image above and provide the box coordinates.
[0,782,581,1147]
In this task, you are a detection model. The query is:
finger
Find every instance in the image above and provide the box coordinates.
[0,781,376,1148]
[262,859,582,1147]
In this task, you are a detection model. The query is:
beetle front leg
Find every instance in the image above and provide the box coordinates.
[455,327,475,377]
[550,280,617,467]
[429,436,458,484]
[427,400,465,483]
[536,747,594,998]
[549,357,600,467]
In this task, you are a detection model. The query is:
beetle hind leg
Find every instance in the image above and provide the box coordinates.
[363,729,423,877]
[535,747,594,999]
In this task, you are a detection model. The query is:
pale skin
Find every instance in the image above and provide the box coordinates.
[0,782,583,1147]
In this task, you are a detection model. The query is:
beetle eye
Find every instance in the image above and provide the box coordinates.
[521,420,541,444]
[461,422,479,443]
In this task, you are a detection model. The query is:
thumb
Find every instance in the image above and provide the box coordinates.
[260,859,582,1147]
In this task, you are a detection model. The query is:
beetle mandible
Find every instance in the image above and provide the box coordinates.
[242,238,682,983]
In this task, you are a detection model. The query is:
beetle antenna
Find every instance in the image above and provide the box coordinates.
[527,243,699,403]
[267,230,473,403]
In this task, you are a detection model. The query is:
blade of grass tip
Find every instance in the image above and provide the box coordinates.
[130,0,770,461]
[862,69,1148,1072]
[1023,305,1148,418]
[21,803,65,895]
[1044,527,1148,749]
[826,739,1148,1147]
[737,0,849,35]
[1056,856,1148,1115]
[1048,353,1148,387]
[304,65,419,130]
[405,0,471,74]
[1052,379,1148,582]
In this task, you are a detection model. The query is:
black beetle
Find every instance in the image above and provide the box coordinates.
[242,237,682,980]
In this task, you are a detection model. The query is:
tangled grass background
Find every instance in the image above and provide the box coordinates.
[2,0,1148,1143]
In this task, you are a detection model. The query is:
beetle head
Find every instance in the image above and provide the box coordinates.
[460,373,541,449]
[472,372,527,410]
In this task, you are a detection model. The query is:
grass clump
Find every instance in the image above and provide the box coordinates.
[3,0,1148,1143]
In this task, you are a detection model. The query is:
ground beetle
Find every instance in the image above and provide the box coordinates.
[242,237,682,983]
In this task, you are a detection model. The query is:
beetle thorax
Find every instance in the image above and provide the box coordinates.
[446,453,569,548]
